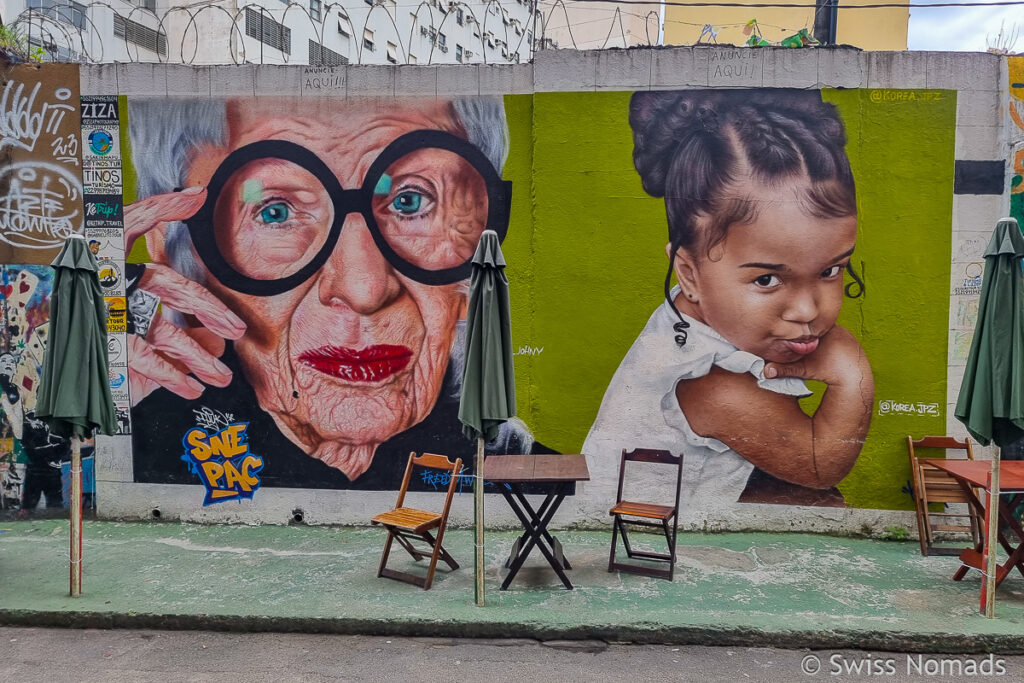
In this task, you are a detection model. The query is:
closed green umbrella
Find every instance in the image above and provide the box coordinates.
[955,217,1024,617]
[458,229,516,607]
[35,235,117,597]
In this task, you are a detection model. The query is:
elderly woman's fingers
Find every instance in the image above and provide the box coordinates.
[123,187,206,252]
[139,263,246,340]
[128,334,204,405]
[147,314,234,388]
[185,326,227,359]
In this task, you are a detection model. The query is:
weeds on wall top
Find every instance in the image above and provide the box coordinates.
[0,24,46,64]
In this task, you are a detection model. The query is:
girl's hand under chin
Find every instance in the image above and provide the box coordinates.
[763,325,868,388]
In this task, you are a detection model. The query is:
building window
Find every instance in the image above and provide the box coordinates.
[363,28,375,52]
[27,0,87,31]
[455,44,463,62]
[309,39,347,66]
[338,11,350,36]
[437,32,446,48]
[409,53,417,64]
[310,0,322,22]
[133,0,156,11]
[244,7,291,55]
[456,8,464,25]
[386,41,397,64]
[113,14,167,55]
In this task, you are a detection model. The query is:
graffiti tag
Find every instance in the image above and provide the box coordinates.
[181,423,263,505]
[0,162,81,249]
[514,345,543,357]
[878,400,941,417]
[0,81,75,154]
[419,467,506,493]
[192,406,236,431]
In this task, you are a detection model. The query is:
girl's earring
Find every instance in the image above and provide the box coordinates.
[687,293,697,302]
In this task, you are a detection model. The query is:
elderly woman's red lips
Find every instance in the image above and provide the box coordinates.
[298,345,413,382]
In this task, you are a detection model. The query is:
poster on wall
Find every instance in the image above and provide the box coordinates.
[0,61,83,264]
[81,94,130,432]
[118,89,954,520]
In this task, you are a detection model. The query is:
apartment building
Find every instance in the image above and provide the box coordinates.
[0,0,539,64]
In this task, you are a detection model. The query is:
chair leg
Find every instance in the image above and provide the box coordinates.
[620,520,635,558]
[662,519,675,581]
[912,493,929,556]
[608,515,621,572]
[422,530,447,591]
[423,530,459,570]
[378,529,396,578]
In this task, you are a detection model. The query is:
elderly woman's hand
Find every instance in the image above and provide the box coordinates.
[124,187,247,406]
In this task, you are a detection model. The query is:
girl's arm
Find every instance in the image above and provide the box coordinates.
[676,325,874,489]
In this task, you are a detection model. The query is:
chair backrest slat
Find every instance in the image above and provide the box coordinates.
[393,451,462,509]
[624,448,682,465]
[413,452,460,471]
[912,435,971,454]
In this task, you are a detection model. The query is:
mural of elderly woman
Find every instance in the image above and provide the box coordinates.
[125,97,544,490]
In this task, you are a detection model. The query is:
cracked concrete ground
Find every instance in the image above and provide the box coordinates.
[1,521,1024,651]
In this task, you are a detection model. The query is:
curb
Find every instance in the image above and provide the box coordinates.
[1,609,1020,654]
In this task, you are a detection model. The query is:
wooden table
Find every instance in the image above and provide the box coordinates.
[922,459,1024,611]
[482,454,590,590]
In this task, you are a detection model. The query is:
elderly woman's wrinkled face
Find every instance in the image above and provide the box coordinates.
[184,100,487,479]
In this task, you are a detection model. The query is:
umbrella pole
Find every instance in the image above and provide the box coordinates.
[983,452,1001,617]
[474,436,485,607]
[70,435,82,597]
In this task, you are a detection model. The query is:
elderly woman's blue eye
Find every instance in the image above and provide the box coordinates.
[392,191,422,214]
[260,203,289,223]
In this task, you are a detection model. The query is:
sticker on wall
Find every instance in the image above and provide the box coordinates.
[104,296,127,333]
[107,334,125,365]
[956,298,980,330]
[86,128,117,158]
[97,259,122,293]
[114,403,132,435]
[109,366,129,404]
[953,331,975,362]
[953,262,983,296]
[181,422,264,505]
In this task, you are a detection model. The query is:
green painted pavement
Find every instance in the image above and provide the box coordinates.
[2,521,1023,651]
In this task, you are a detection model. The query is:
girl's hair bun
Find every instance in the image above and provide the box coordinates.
[630,90,728,198]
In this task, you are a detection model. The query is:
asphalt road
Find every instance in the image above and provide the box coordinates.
[2,627,1023,682]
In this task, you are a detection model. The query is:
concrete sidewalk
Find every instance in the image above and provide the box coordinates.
[2,520,1024,652]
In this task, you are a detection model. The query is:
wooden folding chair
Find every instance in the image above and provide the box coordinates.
[906,435,982,556]
[371,452,463,590]
[608,448,684,580]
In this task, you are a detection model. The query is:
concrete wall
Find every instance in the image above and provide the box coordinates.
[1,47,1007,537]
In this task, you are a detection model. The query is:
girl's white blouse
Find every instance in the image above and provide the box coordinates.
[582,289,811,513]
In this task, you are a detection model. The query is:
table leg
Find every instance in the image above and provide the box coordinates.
[500,483,574,590]
[511,488,572,570]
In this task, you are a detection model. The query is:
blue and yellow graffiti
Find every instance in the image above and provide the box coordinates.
[181,423,263,505]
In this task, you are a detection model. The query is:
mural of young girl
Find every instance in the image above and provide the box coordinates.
[583,89,874,517]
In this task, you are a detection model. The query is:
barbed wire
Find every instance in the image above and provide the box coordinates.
[3,0,849,66]
[8,1,562,65]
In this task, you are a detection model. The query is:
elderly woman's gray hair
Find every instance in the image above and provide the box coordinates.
[126,97,531,451]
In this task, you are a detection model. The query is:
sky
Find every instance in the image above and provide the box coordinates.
[908,0,1024,51]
